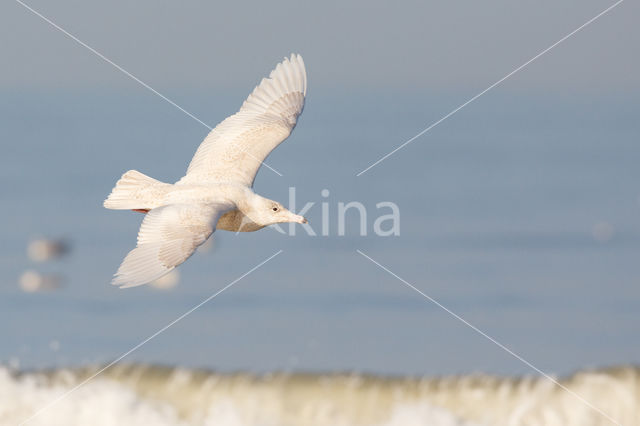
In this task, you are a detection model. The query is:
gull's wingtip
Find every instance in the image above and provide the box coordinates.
[112,276,152,289]
[288,53,305,69]
[111,275,136,289]
[285,53,306,96]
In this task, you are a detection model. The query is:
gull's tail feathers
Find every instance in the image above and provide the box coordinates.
[104,170,171,211]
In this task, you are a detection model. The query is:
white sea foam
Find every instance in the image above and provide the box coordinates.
[1,364,637,426]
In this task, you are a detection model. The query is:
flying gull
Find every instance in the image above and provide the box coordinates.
[105,54,308,288]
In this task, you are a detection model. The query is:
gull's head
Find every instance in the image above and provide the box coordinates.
[249,196,307,226]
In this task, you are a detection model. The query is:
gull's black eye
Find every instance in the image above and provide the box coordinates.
[272,207,279,212]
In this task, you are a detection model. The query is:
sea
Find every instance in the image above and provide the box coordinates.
[0,88,638,425]
[2,364,638,425]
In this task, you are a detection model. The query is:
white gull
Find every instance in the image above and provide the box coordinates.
[104,54,308,288]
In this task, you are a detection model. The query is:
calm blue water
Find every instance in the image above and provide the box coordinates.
[1,89,638,377]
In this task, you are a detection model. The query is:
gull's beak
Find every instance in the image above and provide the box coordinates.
[290,213,308,224]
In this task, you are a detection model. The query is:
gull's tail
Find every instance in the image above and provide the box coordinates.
[104,170,170,211]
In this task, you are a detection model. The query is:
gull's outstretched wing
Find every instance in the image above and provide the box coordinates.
[179,54,307,187]
[113,202,234,288]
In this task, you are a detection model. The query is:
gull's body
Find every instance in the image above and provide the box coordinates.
[104,54,308,288]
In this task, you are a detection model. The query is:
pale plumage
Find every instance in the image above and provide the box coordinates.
[181,54,307,187]
[105,54,308,288]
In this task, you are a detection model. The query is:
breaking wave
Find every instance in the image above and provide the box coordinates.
[1,364,637,425]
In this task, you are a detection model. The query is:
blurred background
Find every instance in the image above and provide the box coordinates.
[1,1,638,425]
